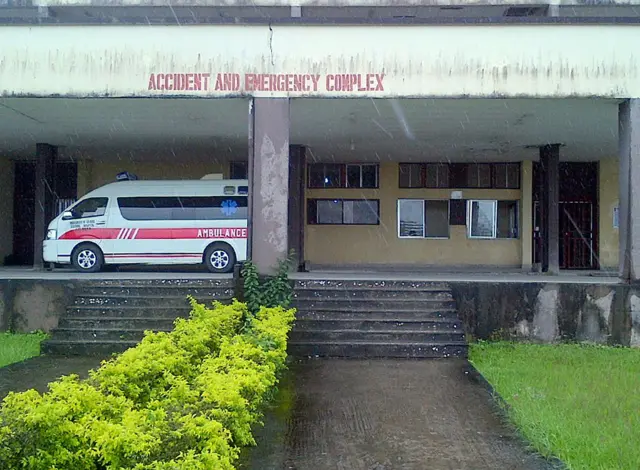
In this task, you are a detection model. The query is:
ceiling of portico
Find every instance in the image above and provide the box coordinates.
[0,97,620,163]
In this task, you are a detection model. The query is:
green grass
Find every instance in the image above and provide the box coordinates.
[0,332,48,368]
[470,342,640,470]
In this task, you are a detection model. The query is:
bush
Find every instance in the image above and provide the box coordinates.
[0,299,295,470]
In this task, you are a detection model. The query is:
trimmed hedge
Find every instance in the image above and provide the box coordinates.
[0,299,295,470]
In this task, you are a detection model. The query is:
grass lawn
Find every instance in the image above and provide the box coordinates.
[0,332,48,368]
[470,342,640,470]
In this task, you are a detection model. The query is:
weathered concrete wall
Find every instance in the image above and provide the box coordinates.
[453,281,638,347]
[2,25,640,98]
[0,280,77,333]
[33,0,640,6]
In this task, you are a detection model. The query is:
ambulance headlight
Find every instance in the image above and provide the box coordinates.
[46,229,57,240]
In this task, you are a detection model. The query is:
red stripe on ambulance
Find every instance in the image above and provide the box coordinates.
[59,227,248,240]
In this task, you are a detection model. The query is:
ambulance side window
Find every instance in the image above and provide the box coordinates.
[68,198,108,219]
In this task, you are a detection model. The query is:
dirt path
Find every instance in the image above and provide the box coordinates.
[242,358,560,470]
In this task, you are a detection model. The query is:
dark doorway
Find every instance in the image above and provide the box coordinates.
[533,162,599,270]
[9,161,77,266]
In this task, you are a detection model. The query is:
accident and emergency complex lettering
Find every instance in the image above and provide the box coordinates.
[148,72,385,93]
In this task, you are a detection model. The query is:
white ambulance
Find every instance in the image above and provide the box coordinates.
[43,179,249,273]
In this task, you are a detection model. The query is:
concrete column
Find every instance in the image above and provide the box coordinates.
[33,143,57,268]
[618,99,640,282]
[540,144,560,274]
[288,145,306,271]
[248,98,290,275]
[521,160,534,270]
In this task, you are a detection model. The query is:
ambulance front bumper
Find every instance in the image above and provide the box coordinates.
[43,241,58,263]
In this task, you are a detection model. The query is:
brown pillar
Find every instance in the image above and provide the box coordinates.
[288,145,306,271]
[540,144,560,274]
[248,98,290,275]
[33,143,57,268]
[619,99,640,282]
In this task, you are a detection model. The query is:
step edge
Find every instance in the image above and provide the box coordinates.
[60,317,181,321]
[290,329,464,335]
[288,340,468,346]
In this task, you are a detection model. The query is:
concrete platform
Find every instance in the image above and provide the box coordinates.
[0,266,233,281]
[293,269,622,285]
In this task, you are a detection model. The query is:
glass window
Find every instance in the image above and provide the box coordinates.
[179,196,248,220]
[344,200,379,224]
[361,164,378,188]
[117,197,178,221]
[467,164,492,188]
[398,199,424,237]
[346,165,361,188]
[346,164,378,188]
[117,196,247,221]
[468,200,497,238]
[493,163,521,189]
[425,200,450,238]
[425,164,449,188]
[308,163,343,188]
[308,199,380,225]
[67,197,108,219]
[497,200,519,238]
[316,200,343,224]
[308,164,326,188]
[399,164,423,188]
[323,164,342,188]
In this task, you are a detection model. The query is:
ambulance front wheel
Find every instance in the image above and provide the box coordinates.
[204,243,236,274]
[71,243,104,273]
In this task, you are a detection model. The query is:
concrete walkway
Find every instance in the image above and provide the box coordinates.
[241,359,560,470]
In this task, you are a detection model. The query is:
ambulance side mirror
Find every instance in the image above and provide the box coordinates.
[62,211,73,220]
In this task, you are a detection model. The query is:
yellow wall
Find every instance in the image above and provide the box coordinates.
[0,159,14,265]
[78,160,229,196]
[305,162,524,267]
[520,160,533,269]
[599,158,619,269]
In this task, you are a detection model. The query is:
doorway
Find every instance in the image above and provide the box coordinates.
[532,162,599,270]
[9,161,78,266]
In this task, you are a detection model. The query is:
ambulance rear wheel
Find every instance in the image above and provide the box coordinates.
[71,243,104,273]
[204,243,235,274]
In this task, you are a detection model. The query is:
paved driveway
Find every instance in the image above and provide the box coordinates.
[241,359,559,470]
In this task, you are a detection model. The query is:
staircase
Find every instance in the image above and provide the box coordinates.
[289,279,467,358]
[41,278,235,356]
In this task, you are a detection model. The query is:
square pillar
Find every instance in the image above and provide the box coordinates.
[288,145,306,271]
[248,98,290,275]
[33,143,57,268]
[540,144,560,274]
[618,99,640,282]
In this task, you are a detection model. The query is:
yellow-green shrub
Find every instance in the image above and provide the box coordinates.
[0,300,295,470]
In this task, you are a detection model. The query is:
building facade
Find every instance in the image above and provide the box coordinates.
[0,1,639,279]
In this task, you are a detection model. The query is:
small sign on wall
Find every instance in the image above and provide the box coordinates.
[613,205,619,230]
[451,191,463,200]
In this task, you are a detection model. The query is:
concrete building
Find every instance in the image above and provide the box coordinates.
[0,0,639,281]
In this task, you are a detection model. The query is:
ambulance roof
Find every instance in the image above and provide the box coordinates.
[84,180,249,198]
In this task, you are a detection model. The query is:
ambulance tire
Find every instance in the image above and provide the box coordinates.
[71,243,104,273]
[204,243,236,274]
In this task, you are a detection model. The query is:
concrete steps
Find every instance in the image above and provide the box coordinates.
[41,278,235,356]
[289,279,467,359]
